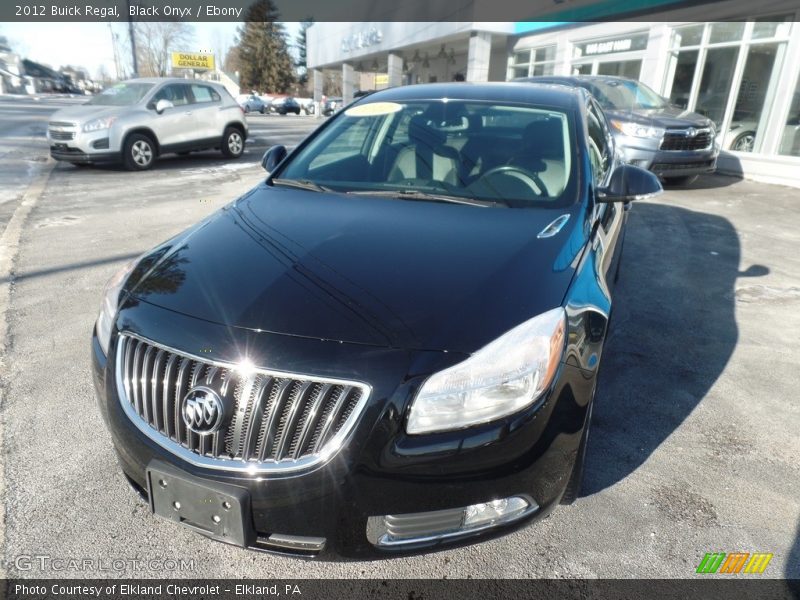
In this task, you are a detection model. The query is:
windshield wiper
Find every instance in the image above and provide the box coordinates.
[347,189,499,207]
[271,178,334,193]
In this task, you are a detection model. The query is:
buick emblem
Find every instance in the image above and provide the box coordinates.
[181,386,224,435]
[686,127,698,137]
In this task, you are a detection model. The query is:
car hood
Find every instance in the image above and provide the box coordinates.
[127,185,586,354]
[49,104,126,123]
[605,106,713,129]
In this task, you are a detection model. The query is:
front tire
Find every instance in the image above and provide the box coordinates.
[123,133,156,171]
[221,126,244,159]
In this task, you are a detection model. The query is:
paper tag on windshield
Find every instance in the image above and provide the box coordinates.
[344,102,403,117]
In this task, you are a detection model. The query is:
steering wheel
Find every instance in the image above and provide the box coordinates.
[480,165,549,197]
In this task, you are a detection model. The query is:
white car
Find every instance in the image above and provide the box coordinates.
[49,78,248,170]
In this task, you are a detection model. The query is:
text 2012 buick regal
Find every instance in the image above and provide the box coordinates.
[92,83,661,557]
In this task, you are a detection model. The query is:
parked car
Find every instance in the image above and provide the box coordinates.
[275,97,302,115]
[295,97,316,115]
[48,78,248,170]
[92,82,661,557]
[526,75,719,185]
[237,93,268,114]
[322,96,343,116]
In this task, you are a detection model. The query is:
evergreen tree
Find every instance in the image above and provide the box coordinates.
[234,0,295,93]
[295,18,314,88]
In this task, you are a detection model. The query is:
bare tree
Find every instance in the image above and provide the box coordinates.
[134,22,194,77]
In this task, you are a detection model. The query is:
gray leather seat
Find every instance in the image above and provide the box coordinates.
[388,115,459,185]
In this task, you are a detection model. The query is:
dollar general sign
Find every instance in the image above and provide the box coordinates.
[171,53,215,70]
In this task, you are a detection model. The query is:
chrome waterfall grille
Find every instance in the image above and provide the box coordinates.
[115,333,370,473]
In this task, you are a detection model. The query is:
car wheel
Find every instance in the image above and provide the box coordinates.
[663,175,698,186]
[123,133,156,171]
[560,398,594,505]
[731,131,756,152]
[260,107,266,114]
[221,126,244,159]
[243,106,250,114]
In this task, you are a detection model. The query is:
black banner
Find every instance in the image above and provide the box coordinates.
[4,0,800,22]
[3,579,800,600]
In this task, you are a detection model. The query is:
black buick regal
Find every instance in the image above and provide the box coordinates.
[92,83,661,557]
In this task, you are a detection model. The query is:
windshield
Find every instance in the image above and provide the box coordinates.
[276,99,577,208]
[87,82,154,106]
[583,79,667,111]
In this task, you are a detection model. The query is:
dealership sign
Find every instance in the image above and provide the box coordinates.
[341,28,383,53]
[574,33,648,59]
[171,52,215,70]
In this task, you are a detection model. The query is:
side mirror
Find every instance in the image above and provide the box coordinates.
[597,164,662,203]
[261,145,287,173]
[154,99,173,114]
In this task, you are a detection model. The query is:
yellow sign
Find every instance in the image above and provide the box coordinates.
[345,102,403,117]
[171,52,215,70]
[374,74,389,86]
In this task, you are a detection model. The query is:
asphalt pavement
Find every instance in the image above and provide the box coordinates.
[0,96,798,580]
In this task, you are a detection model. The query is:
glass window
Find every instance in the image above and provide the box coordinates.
[152,84,190,107]
[87,82,153,106]
[709,22,745,44]
[511,66,529,79]
[694,46,739,126]
[573,64,592,75]
[278,101,577,207]
[778,72,800,156]
[513,50,531,64]
[728,43,781,152]
[596,59,642,79]
[581,79,666,111]
[191,85,219,103]
[531,63,554,76]
[534,46,556,63]
[666,50,699,109]
[673,24,704,47]
[752,17,792,39]
[586,100,611,183]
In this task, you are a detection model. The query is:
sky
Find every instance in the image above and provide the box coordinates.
[0,22,301,80]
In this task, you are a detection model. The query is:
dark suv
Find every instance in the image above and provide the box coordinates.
[526,75,719,185]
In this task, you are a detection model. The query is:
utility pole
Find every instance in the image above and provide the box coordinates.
[127,0,138,77]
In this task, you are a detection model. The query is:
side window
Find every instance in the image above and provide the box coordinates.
[152,84,190,107]
[191,85,219,104]
[586,100,611,184]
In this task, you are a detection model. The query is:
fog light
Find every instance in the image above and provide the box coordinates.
[366,495,537,548]
[464,497,530,527]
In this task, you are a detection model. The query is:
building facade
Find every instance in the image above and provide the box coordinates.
[307,3,800,186]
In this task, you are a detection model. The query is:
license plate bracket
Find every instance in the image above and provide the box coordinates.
[147,460,254,548]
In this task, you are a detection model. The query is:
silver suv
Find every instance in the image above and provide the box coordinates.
[48,78,248,171]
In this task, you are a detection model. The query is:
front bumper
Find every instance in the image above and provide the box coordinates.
[617,136,719,178]
[92,303,595,558]
[48,123,123,163]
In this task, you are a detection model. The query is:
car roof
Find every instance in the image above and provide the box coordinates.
[363,82,587,110]
[122,77,222,87]
[522,75,638,86]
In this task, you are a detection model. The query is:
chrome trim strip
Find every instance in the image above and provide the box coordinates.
[367,496,538,548]
[115,332,371,475]
[261,534,326,552]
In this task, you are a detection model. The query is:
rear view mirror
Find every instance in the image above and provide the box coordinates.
[155,99,173,114]
[261,145,287,173]
[597,164,662,203]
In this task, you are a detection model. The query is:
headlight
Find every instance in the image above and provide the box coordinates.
[95,258,137,355]
[406,307,566,435]
[83,116,117,132]
[610,120,665,139]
